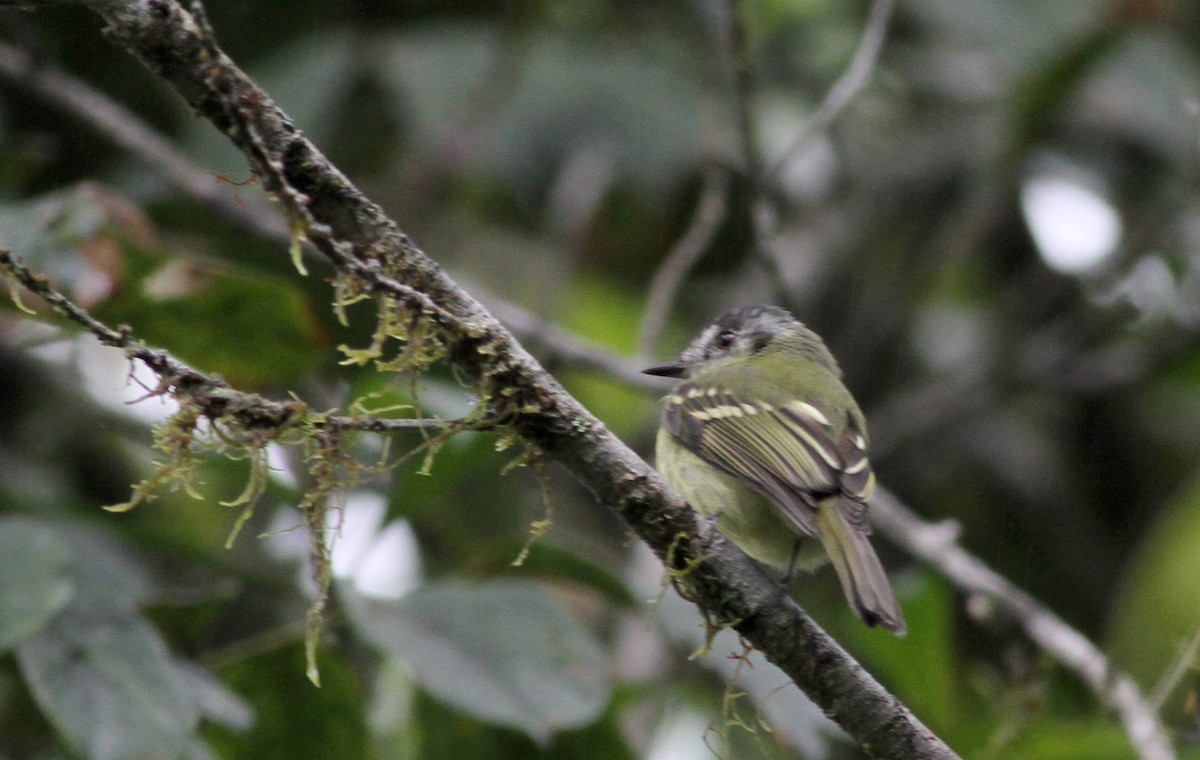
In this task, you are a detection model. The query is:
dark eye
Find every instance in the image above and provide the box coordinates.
[714,331,735,350]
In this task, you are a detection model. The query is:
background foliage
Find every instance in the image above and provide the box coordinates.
[1,0,1199,758]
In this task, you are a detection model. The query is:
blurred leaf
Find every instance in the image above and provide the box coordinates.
[52,521,156,615]
[16,609,197,760]
[0,184,109,265]
[1009,22,1120,153]
[174,660,254,731]
[378,26,704,193]
[408,683,635,760]
[366,656,419,760]
[387,432,525,567]
[95,252,326,388]
[1001,719,1135,760]
[348,579,610,743]
[0,185,323,387]
[0,184,147,303]
[205,644,368,760]
[0,519,74,653]
[905,0,1106,74]
[1,519,251,759]
[1108,473,1200,712]
[560,274,641,355]
[845,574,971,739]
[1076,30,1200,163]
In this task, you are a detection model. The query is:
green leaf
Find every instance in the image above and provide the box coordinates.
[1108,474,1200,712]
[378,27,704,192]
[0,186,323,388]
[0,517,154,649]
[558,276,655,439]
[0,519,74,653]
[348,579,610,743]
[95,253,325,388]
[409,686,637,760]
[1002,719,1136,760]
[16,609,197,760]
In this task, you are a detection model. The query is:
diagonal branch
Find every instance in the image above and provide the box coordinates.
[0,39,289,243]
[767,0,897,179]
[0,0,959,756]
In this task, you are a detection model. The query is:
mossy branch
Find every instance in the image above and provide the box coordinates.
[0,2,960,756]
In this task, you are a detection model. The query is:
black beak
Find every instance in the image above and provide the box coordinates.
[642,361,689,378]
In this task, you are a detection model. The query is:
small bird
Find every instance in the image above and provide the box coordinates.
[644,305,905,634]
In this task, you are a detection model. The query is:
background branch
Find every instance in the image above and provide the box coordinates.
[766,0,897,179]
[637,166,729,360]
[0,39,289,243]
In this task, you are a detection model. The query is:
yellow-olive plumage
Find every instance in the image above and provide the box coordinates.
[645,306,905,635]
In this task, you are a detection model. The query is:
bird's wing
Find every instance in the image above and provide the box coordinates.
[661,384,874,537]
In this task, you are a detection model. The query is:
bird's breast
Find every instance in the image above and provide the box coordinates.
[654,429,819,570]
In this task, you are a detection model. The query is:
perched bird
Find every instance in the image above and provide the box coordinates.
[644,305,905,634]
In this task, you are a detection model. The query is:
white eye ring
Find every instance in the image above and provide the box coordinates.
[714,331,735,349]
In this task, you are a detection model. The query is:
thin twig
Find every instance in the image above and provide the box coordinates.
[637,167,729,360]
[767,0,897,179]
[323,415,472,433]
[1,248,297,423]
[722,0,788,301]
[872,489,1176,760]
[1150,622,1200,712]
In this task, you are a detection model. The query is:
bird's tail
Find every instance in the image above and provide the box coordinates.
[816,500,906,635]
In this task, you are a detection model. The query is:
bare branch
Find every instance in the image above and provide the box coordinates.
[722,0,787,300]
[0,40,290,243]
[872,489,1176,760]
[1150,623,1200,712]
[638,167,729,360]
[767,0,898,179]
